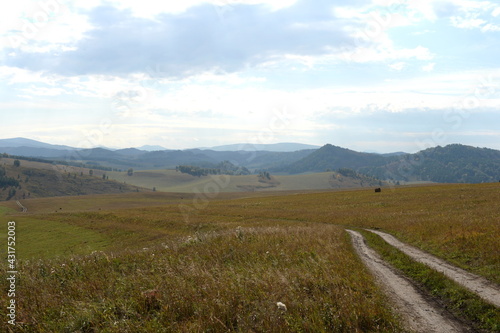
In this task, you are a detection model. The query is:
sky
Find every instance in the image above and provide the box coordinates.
[1,0,499,153]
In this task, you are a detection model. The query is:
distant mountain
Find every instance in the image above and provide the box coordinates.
[381,152,407,157]
[0,137,76,150]
[0,147,76,158]
[206,142,321,152]
[2,138,499,184]
[114,148,146,157]
[137,145,168,151]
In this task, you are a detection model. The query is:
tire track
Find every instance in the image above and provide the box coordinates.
[367,229,500,308]
[347,230,467,333]
[16,200,27,213]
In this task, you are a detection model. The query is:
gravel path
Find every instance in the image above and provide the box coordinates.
[367,229,500,308]
[347,230,468,333]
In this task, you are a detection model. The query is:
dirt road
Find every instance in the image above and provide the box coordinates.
[367,229,500,308]
[16,200,27,213]
[347,230,467,333]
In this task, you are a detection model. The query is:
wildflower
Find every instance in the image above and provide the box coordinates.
[276,302,287,311]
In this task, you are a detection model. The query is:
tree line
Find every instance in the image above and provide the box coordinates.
[0,166,19,189]
[176,161,251,177]
[0,153,117,172]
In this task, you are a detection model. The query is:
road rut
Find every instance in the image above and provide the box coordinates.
[367,229,500,308]
[16,200,27,213]
[347,230,467,333]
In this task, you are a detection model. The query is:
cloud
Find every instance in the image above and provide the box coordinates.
[422,62,435,72]
[0,1,93,53]
[431,1,460,18]
[389,62,406,71]
[5,0,357,78]
[445,0,500,32]
[451,16,486,29]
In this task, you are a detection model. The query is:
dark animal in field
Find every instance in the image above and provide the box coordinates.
[374,188,381,193]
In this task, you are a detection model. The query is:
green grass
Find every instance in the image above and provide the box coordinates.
[10,217,111,259]
[359,229,500,332]
[0,206,13,217]
[106,169,383,193]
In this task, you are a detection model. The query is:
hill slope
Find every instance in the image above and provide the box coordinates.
[274,144,389,174]
[274,143,499,184]
[360,144,500,183]
[0,157,147,201]
[207,142,320,152]
[0,137,75,150]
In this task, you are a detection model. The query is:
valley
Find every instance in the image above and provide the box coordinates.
[0,139,499,332]
[1,183,498,332]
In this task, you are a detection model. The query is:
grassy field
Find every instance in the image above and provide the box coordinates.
[1,214,403,331]
[0,206,13,217]
[0,183,498,331]
[105,169,384,193]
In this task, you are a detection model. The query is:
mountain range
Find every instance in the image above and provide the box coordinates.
[1,138,499,184]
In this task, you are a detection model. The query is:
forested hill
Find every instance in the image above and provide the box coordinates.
[274,144,500,184]
[360,144,500,183]
[2,138,499,184]
[272,144,391,174]
[0,158,146,201]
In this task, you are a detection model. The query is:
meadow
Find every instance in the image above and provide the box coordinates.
[0,182,498,331]
[105,169,383,193]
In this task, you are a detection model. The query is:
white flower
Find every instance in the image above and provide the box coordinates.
[276,302,287,311]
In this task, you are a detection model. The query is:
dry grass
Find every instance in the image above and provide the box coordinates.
[189,183,499,284]
[0,182,498,331]
[1,225,402,332]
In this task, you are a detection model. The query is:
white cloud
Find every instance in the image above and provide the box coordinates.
[406,0,439,21]
[21,86,67,96]
[422,62,436,72]
[389,62,406,71]
[481,23,500,32]
[451,16,486,29]
[81,0,299,19]
[1,1,93,52]
[1,0,500,152]
[338,44,433,63]
[442,0,500,32]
